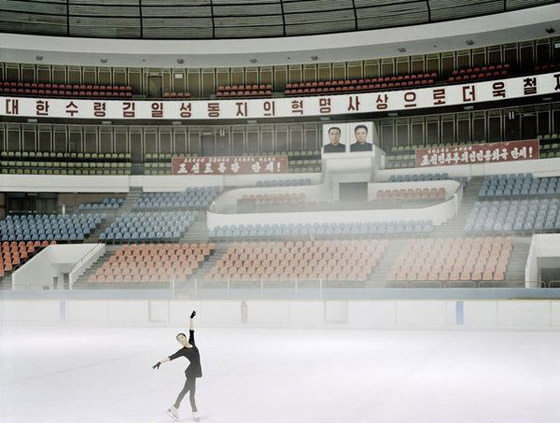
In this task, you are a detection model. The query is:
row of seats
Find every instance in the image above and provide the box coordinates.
[205,240,388,282]
[77,197,124,210]
[479,174,560,198]
[375,188,446,201]
[0,82,132,98]
[0,214,105,242]
[286,166,320,174]
[0,160,131,172]
[216,84,273,98]
[256,179,312,187]
[218,84,273,91]
[100,211,197,243]
[209,220,433,239]
[241,193,305,205]
[113,242,214,256]
[448,70,508,83]
[162,92,192,99]
[286,73,437,90]
[1,81,132,92]
[134,188,221,210]
[465,199,560,232]
[388,237,512,282]
[285,79,435,95]
[387,173,470,188]
[388,173,448,182]
[451,64,509,75]
[0,166,131,176]
[88,243,214,283]
[0,81,133,98]
[539,137,560,159]
[534,63,560,73]
[385,158,415,169]
[0,241,54,277]
[0,151,131,161]
[216,90,272,98]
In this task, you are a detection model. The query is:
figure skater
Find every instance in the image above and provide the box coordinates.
[153,310,202,421]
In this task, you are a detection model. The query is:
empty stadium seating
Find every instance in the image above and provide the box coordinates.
[78,197,124,210]
[100,211,197,243]
[216,84,272,98]
[209,220,433,239]
[287,151,322,173]
[88,242,214,283]
[479,174,560,198]
[375,187,446,201]
[448,64,509,82]
[388,237,513,283]
[389,173,449,182]
[256,179,312,187]
[285,73,437,96]
[0,240,54,278]
[385,146,416,169]
[387,173,470,187]
[134,188,221,210]
[163,91,192,99]
[534,63,560,73]
[0,151,132,175]
[538,133,560,159]
[241,193,305,205]
[205,239,387,282]
[465,199,560,232]
[0,81,133,98]
[0,214,106,242]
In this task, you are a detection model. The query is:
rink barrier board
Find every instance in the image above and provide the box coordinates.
[2,299,560,330]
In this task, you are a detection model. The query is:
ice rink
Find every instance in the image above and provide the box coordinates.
[1,325,559,423]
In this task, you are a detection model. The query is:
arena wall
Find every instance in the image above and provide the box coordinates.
[2,299,560,330]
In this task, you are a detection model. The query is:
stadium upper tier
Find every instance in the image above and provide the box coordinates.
[0,0,554,40]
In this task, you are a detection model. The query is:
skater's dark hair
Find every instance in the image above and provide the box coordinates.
[176,332,186,340]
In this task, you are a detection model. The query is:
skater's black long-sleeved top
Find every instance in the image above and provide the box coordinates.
[169,330,202,378]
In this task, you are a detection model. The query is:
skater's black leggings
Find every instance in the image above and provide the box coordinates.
[174,377,197,412]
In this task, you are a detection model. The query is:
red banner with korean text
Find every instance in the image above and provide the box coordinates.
[171,156,289,175]
[415,139,539,168]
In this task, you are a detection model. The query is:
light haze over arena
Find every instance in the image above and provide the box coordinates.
[1,1,560,422]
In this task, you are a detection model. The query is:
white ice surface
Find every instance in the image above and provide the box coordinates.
[1,326,559,423]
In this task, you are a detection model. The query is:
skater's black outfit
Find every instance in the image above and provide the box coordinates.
[169,330,202,412]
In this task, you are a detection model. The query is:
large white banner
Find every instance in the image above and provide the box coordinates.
[1,72,558,121]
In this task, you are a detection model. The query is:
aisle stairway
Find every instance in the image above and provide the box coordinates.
[174,242,232,296]
[73,245,120,287]
[367,239,408,288]
[431,176,483,236]
[181,212,210,242]
[87,187,143,242]
[503,236,531,287]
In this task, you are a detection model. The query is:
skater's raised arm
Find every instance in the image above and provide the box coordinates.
[189,310,196,331]
[189,310,196,346]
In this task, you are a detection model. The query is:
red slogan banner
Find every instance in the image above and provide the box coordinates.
[415,139,539,168]
[172,156,288,175]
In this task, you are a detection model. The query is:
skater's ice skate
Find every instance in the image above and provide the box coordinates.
[166,406,179,421]
[192,411,201,422]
